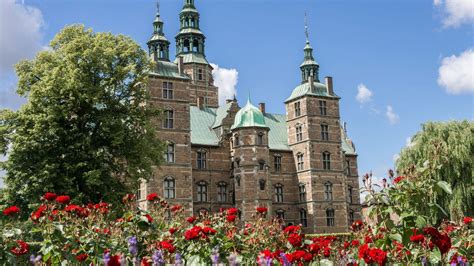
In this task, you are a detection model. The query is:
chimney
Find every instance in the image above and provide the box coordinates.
[197,96,204,109]
[259,103,266,114]
[178,56,184,75]
[325,76,334,95]
[308,74,315,92]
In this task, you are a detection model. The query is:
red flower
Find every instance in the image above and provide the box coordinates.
[364,235,373,244]
[369,248,387,266]
[159,240,176,253]
[323,247,331,257]
[227,207,239,216]
[169,228,177,234]
[226,215,237,222]
[170,205,182,212]
[141,258,151,266]
[10,240,29,256]
[358,244,372,264]
[3,206,20,216]
[108,255,121,266]
[55,195,71,204]
[283,225,301,234]
[343,241,350,249]
[202,227,217,235]
[64,204,82,213]
[410,234,425,244]
[463,216,472,224]
[43,192,57,201]
[288,233,302,247]
[186,216,197,223]
[146,193,159,201]
[145,214,153,223]
[184,226,202,240]
[31,204,47,221]
[76,253,88,262]
[292,250,306,261]
[351,239,360,247]
[303,252,313,262]
[351,220,364,231]
[393,176,405,184]
[256,207,268,214]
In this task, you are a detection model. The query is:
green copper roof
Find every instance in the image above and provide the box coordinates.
[300,58,318,67]
[150,61,190,80]
[231,100,267,130]
[285,81,338,102]
[178,28,204,35]
[180,7,199,14]
[341,126,357,155]
[190,105,289,150]
[149,34,169,42]
[174,53,209,65]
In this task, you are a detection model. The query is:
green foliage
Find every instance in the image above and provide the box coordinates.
[0,25,163,211]
[396,120,474,222]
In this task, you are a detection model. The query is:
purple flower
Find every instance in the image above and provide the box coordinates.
[421,256,427,266]
[128,236,138,256]
[103,252,111,264]
[280,253,290,266]
[29,254,41,264]
[152,249,165,266]
[211,247,219,265]
[175,253,183,266]
[228,253,237,266]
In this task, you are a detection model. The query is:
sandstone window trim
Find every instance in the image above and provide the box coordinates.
[163,109,174,129]
[322,151,331,170]
[197,149,207,169]
[163,177,175,199]
[326,208,335,227]
[274,183,284,203]
[298,183,306,202]
[299,209,308,227]
[297,153,304,171]
[319,100,327,116]
[273,154,282,172]
[296,124,303,142]
[324,182,333,201]
[320,124,329,141]
[165,142,175,163]
[217,181,228,202]
[197,181,208,202]
[294,101,301,117]
[162,81,174,100]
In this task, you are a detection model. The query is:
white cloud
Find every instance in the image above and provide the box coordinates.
[210,63,239,106]
[434,0,474,27]
[356,83,373,104]
[437,49,474,94]
[0,0,44,75]
[386,105,399,125]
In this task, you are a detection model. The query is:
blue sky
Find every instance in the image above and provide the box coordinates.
[1,0,473,188]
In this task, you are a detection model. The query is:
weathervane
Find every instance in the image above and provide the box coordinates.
[156,0,160,14]
[304,12,309,41]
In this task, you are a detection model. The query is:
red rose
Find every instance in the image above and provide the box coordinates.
[184,226,201,240]
[145,214,153,223]
[43,192,57,201]
[170,205,182,212]
[55,195,71,204]
[202,227,217,235]
[393,176,405,184]
[159,240,176,253]
[358,244,372,264]
[369,248,387,266]
[303,252,313,262]
[141,258,151,266]
[351,239,360,247]
[227,208,239,216]
[343,241,350,249]
[410,234,425,244]
[256,207,268,214]
[10,240,29,256]
[169,228,177,234]
[226,215,237,222]
[186,216,197,223]
[3,206,20,216]
[463,216,472,224]
[288,233,302,247]
[364,235,373,244]
[292,250,306,261]
[76,253,88,262]
[31,204,47,221]
[108,255,121,266]
[64,204,82,213]
[283,225,301,234]
[146,193,159,201]
[351,220,364,231]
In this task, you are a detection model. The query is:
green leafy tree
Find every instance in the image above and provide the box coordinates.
[395,120,473,222]
[0,25,163,211]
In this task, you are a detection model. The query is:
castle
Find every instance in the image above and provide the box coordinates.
[138,0,361,233]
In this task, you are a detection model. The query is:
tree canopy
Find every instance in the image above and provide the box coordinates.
[0,25,163,210]
[396,120,473,222]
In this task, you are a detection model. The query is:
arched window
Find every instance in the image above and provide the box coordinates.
[183,39,190,52]
[298,183,306,202]
[296,124,303,142]
[276,209,285,220]
[163,110,174,129]
[322,151,331,170]
[259,160,266,171]
[299,209,308,227]
[165,142,175,163]
[297,153,304,171]
[163,177,175,199]
[257,132,264,145]
[197,150,207,169]
[192,39,199,52]
[274,154,282,172]
[274,183,283,203]
[197,181,207,202]
[217,182,227,202]
[324,182,333,201]
[321,124,329,140]
[326,209,335,226]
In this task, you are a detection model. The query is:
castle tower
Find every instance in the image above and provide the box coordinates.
[285,23,350,233]
[231,97,272,221]
[147,2,170,62]
[175,0,218,107]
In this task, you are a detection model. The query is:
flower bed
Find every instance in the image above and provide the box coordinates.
[1,183,473,265]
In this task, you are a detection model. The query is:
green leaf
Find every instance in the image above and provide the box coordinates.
[436,181,452,194]
[319,259,334,266]
[389,233,402,243]
[429,247,441,264]
[415,216,427,228]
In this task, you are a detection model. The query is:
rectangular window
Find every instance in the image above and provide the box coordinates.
[294,101,301,117]
[257,133,264,145]
[324,183,333,201]
[162,82,173,99]
[323,152,331,170]
[298,183,306,202]
[321,124,329,140]
[297,154,304,171]
[346,160,351,176]
[300,209,308,227]
[319,100,327,116]
[197,151,207,169]
[198,68,203,81]
[296,125,303,142]
[165,143,175,163]
[326,209,335,226]
[217,182,227,202]
[197,182,207,202]
[274,184,283,203]
[274,155,281,172]
[164,178,175,199]
[163,110,174,129]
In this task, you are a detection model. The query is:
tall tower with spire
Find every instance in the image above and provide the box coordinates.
[147,2,170,62]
